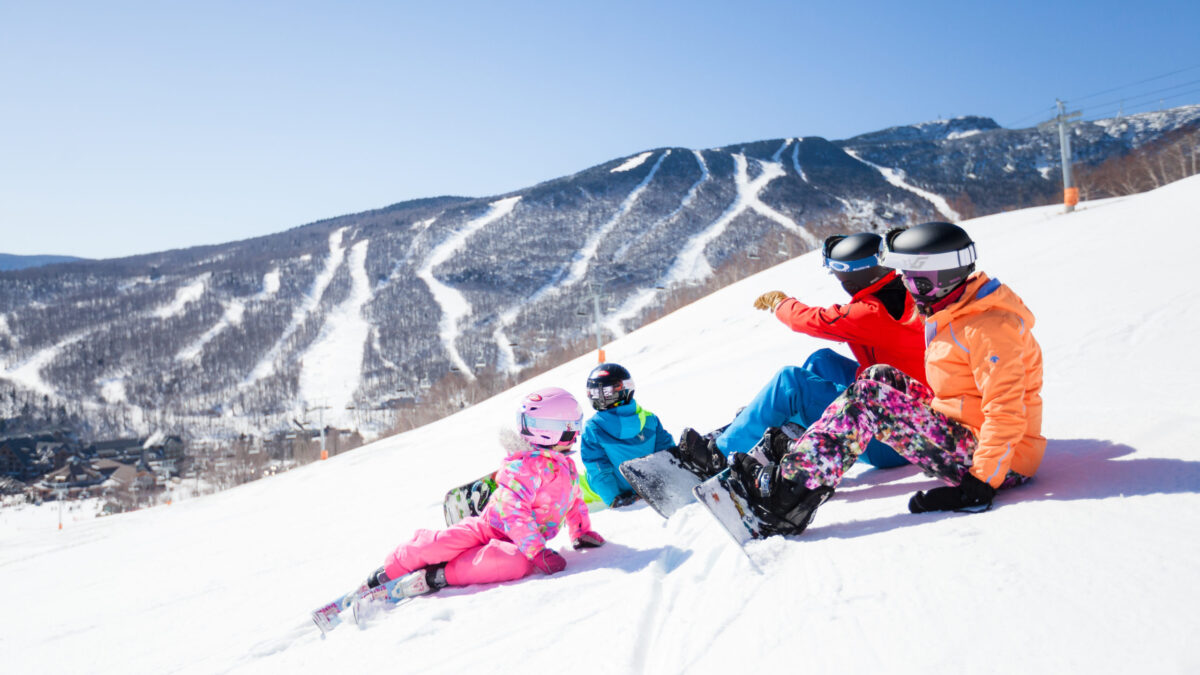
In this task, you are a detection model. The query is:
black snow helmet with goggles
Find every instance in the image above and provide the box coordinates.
[822,232,892,295]
[881,222,977,314]
[586,363,635,411]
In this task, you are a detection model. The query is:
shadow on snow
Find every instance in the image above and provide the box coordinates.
[802,438,1200,542]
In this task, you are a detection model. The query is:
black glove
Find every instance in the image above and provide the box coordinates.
[610,492,639,508]
[908,472,996,513]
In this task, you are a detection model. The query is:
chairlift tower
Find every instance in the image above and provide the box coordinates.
[1039,99,1082,213]
[587,284,606,363]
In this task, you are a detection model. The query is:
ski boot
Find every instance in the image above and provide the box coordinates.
[353,564,449,625]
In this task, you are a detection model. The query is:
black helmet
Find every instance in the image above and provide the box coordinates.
[882,222,977,312]
[822,232,891,295]
[586,363,635,411]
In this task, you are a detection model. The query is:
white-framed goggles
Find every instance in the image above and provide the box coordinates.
[880,243,977,272]
[519,414,583,433]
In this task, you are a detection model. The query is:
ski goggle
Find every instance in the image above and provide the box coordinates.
[587,379,633,407]
[519,413,583,434]
[881,242,977,273]
[821,235,880,273]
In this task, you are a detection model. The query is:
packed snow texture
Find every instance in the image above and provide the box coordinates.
[3,176,1200,674]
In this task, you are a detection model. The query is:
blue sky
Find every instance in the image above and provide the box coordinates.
[2,0,1198,259]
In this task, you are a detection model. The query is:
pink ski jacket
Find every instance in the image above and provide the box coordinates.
[484,441,592,560]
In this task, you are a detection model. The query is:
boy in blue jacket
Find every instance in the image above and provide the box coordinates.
[581,363,676,508]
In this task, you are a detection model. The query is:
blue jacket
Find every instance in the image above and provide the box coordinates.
[581,399,675,505]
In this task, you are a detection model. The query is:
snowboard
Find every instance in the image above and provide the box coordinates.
[618,450,704,518]
[443,472,498,526]
[690,428,809,546]
[620,422,793,519]
[693,465,833,548]
[692,468,774,547]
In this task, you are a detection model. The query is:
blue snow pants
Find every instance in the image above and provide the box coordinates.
[713,348,908,468]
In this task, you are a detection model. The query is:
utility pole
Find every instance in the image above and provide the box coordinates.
[297,402,330,460]
[1039,99,1082,213]
[591,286,606,363]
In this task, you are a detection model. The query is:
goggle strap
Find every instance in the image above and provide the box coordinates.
[823,254,880,272]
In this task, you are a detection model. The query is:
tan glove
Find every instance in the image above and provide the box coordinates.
[753,291,788,312]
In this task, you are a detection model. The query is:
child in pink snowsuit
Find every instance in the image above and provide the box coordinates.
[366,387,606,598]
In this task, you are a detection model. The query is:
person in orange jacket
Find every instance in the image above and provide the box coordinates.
[726,221,1045,534]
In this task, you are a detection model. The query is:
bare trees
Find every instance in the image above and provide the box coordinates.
[1076,127,1200,199]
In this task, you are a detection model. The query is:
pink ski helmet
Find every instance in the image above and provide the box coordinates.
[517,387,584,450]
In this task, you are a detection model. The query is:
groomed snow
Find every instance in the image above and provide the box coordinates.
[611,151,654,173]
[3,176,1199,674]
[244,229,348,387]
[296,239,372,427]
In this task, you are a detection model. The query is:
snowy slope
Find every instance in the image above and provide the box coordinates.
[3,176,1200,674]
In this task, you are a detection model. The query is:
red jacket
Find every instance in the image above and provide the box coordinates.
[773,272,928,386]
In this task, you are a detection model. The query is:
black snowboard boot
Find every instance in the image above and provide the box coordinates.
[728,453,833,536]
[674,427,726,478]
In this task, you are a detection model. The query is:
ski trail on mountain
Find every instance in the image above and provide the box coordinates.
[607,142,821,337]
[611,151,654,173]
[606,151,711,337]
[562,150,667,289]
[417,197,521,378]
[612,150,708,263]
[0,331,89,396]
[2,271,246,398]
[668,147,816,284]
[790,138,809,182]
[493,156,665,372]
[243,228,348,388]
[154,275,209,319]
[844,148,962,221]
[177,268,280,362]
[296,239,372,424]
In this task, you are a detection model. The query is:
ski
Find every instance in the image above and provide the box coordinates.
[351,580,416,627]
[311,585,364,635]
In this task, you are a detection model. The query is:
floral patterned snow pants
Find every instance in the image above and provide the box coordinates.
[780,364,1027,491]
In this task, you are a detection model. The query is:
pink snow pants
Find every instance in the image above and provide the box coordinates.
[383,516,534,587]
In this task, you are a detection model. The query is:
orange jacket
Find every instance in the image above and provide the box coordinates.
[774,272,928,386]
[924,273,1045,487]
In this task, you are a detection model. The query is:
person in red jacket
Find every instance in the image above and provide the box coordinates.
[674,232,927,477]
[726,222,1044,536]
